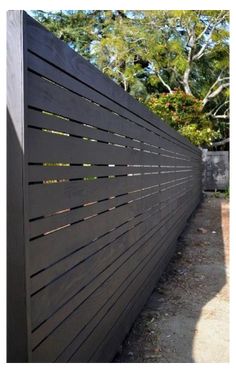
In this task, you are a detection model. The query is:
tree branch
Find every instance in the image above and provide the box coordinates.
[202,71,229,106]
[182,66,192,95]
[193,11,227,61]
[156,71,173,93]
[212,138,229,146]
[219,77,230,82]
[212,100,229,116]
[196,21,211,41]
[212,114,229,119]
[181,12,228,96]
[203,83,229,106]
[182,27,195,95]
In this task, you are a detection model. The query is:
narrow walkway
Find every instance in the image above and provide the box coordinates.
[114,194,229,363]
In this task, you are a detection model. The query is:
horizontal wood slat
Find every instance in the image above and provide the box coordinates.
[30,188,190,329]
[29,169,195,219]
[7,11,202,363]
[29,179,196,238]
[27,53,200,159]
[32,193,198,362]
[71,201,195,363]
[33,189,200,360]
[26,72,199,163]
[26,15,201,156]
[28,126,190,167]
[30,183,192,296]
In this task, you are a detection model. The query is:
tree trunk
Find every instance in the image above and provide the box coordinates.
[183,66,192,95]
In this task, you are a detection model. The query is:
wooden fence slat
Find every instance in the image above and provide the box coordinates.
[26,14,201,155]
[30,182,189,296]
[27,51,200,159]
[28,126,180,167]
[28,171,193,220]
[7,11,202,362]
[30,189,189,329]
[33,195,195,362]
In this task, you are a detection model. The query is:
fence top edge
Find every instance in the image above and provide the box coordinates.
[24,11,201,156]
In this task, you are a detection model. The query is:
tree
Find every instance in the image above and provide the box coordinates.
[146,90,220,146]
[31,10,229,147]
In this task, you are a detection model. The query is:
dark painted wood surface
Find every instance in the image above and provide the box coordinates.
[7,11,202,362]
[7,11,31,362]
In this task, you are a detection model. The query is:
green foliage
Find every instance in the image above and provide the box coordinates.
[146,90,220,146]
[224,186,229,199]
[32,10,229,147]
[179,125,219,147]
[213,191,222,198]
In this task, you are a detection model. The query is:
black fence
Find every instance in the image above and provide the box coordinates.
[7,11,202,362]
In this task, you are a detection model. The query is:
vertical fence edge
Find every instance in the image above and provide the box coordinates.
[7,10,30,362]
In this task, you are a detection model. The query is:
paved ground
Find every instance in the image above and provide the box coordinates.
[114,194,229,363]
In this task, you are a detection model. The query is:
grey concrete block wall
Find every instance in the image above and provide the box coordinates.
[202,150,229,191]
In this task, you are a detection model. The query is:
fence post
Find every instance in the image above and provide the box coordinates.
[7,10,30,362]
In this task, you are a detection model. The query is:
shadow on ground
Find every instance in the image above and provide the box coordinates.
[114,194,229,363]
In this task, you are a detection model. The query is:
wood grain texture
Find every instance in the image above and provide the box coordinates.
[25,14,201,155]
[7,11,31,362]
[32,193,195,362]
[7,11,203,362]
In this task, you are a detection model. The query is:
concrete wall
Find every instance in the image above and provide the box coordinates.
[202,150,229,191]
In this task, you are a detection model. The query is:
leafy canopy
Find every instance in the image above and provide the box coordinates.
[146,90,220,146]
[32,10,229,147]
